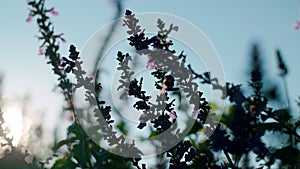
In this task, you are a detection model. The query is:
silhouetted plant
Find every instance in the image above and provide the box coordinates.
[27,1,140,169]
[22,1,300,169]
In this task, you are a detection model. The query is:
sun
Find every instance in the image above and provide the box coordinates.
[2,105,23,146]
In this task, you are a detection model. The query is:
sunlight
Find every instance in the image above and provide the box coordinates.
[2,105,23,146]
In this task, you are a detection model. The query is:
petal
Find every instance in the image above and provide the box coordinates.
[173,26,179,32]
[25,15,33,23]
[39,46,45,55]
[51,11,59,17]
[146,60,155,70]
[192,109,199,119]
[169,111,177,119]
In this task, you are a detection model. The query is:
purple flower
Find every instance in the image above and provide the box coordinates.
[169,111,177,119]
[140,112,147,118]
[48,7,59,17]
[58,59,64,70]
[26,14,33,23]
[146,60,155,70]
[60,38,66,43]
[192,109,200,119]
[172,26,179,32]
[294,20,300,31]
[39,46,45,55]
[63,88,69,93]
[55,33,66,43]
[146,55,155,70]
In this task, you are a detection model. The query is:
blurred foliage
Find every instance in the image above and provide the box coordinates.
[0,80,37,168]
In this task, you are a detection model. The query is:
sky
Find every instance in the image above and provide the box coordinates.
[0,0,300,153]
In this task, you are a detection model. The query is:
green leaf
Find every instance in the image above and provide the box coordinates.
[51,158,77,169]
[68,122,85,137]
[187,119,203,135]
[53,139,72,151]
[116,121,128,135]
[255,123,281,134]
[72,144,89,168]
[274,146,300,166]
[273,109,291,123]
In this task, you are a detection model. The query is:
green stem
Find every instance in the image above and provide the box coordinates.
[224,150,234,168]
[281,76,294,147]
[281,76,291,113]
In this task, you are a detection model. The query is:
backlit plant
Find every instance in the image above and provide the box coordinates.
[0,0,299,168]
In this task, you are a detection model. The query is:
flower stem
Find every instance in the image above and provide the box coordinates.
[224,150,234,168]
[281,76,294,146]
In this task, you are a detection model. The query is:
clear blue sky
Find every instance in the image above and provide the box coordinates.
[1,0,300,138]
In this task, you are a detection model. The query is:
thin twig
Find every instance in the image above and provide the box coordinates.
[93,0,123,76]
[281,76,291,113]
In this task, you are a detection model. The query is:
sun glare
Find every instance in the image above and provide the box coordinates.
[2,105,23,146]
